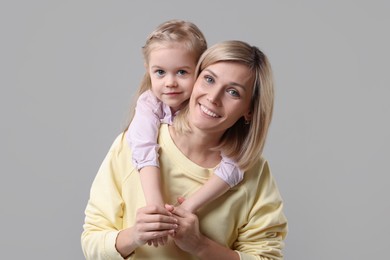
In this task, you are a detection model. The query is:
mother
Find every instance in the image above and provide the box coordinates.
[82,40,287,259]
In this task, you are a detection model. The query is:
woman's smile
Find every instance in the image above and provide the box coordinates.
[200,104,221,118]
[189,61,253,132]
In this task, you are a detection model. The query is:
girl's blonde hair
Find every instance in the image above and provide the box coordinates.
[125,20,207,129]
[174,40,275,171]
[138,19,207,95]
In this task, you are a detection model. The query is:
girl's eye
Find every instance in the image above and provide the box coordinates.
[155,70,165,76]
[177,70,188,76]
[227,89,240,98]
[204,75,214,84]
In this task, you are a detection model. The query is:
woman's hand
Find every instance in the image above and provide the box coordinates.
[165,204,205,255]
[116,205,178,258]
[133,205,178,246]
[166,203,240,260]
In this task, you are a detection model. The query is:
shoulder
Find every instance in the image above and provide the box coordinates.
[243,157,270,185]
[103,132,135,180]
[238,157,287,235]
[107,132,128,156]
[138,90,161,105]
[241,157,284,208]
[136,90,166,117]
[157,124,174,149]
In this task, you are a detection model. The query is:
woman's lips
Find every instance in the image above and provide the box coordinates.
[200,104,221,118]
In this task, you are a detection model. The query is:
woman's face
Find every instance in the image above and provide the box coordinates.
[189,61,254,135]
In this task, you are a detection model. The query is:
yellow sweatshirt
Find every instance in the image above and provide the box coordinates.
[81,124,287,259]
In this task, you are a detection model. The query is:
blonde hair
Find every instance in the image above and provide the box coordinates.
[125,20,207,129]
[138,19,207,95]
[174,40,275,171]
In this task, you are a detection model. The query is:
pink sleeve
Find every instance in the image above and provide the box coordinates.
[126,91,164,170]
[214,155,244,188]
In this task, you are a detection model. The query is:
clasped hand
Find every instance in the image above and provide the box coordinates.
[165,204,205,255]
[132,202,204,255]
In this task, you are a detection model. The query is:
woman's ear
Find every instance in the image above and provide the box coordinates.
[244,111,252,122]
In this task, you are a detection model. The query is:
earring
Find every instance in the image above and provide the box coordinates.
[244,119,250,125]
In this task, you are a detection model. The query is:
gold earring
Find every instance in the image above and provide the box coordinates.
[244,119,250,125]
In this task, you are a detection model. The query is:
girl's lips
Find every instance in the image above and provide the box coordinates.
[164,92,181,95]
[163,92,183,99]
[200,104,221,118]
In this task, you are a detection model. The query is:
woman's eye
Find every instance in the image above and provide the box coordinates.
[227,89,240,97]
[204,75,214,84]
[177,70,188,76]
[155,70,165,76]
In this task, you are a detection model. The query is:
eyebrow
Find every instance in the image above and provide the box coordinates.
[204,68,248,91]
[151,65,193,70]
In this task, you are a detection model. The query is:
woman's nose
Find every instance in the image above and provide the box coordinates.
[207,89,222,106]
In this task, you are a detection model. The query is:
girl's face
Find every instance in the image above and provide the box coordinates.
[147,44,197,113]
[189,61,254,135]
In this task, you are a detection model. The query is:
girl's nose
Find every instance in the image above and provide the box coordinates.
[166,75,178,88]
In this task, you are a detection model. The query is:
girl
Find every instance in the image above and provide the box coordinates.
[126,20,244,240]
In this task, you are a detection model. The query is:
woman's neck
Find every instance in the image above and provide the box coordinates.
[168,125,222,168]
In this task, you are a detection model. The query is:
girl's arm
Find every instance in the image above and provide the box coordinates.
[179,174,230,213]
[180,155,243,213]
[127,91,165,207]
[139,166,164,206]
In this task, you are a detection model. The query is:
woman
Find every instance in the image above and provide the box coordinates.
[81,40,288,259]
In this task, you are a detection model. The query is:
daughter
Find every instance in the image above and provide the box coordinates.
[126,20,244,244]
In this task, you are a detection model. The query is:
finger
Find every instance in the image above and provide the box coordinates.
[138,205,173,216]
[177,196,186,204]
[143,230,174,245]
[152,238,158,247]
[165,204,175,212]
[169,229,176,237]
[138,222,178,233]
[139,214,178,225]
[158,236,165,246]
[170,205,191,218]
[162,235,168,244]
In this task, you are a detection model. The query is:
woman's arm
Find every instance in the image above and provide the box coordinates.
[81,139,127,260]
[233,161,288,260]
[81,135,177,259]
[168,160,287,260]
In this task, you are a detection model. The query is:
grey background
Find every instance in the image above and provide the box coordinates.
[1,1,389,259]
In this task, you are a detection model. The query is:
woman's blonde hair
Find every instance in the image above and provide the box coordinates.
[174,40,275,171]
[125,20,207,129]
